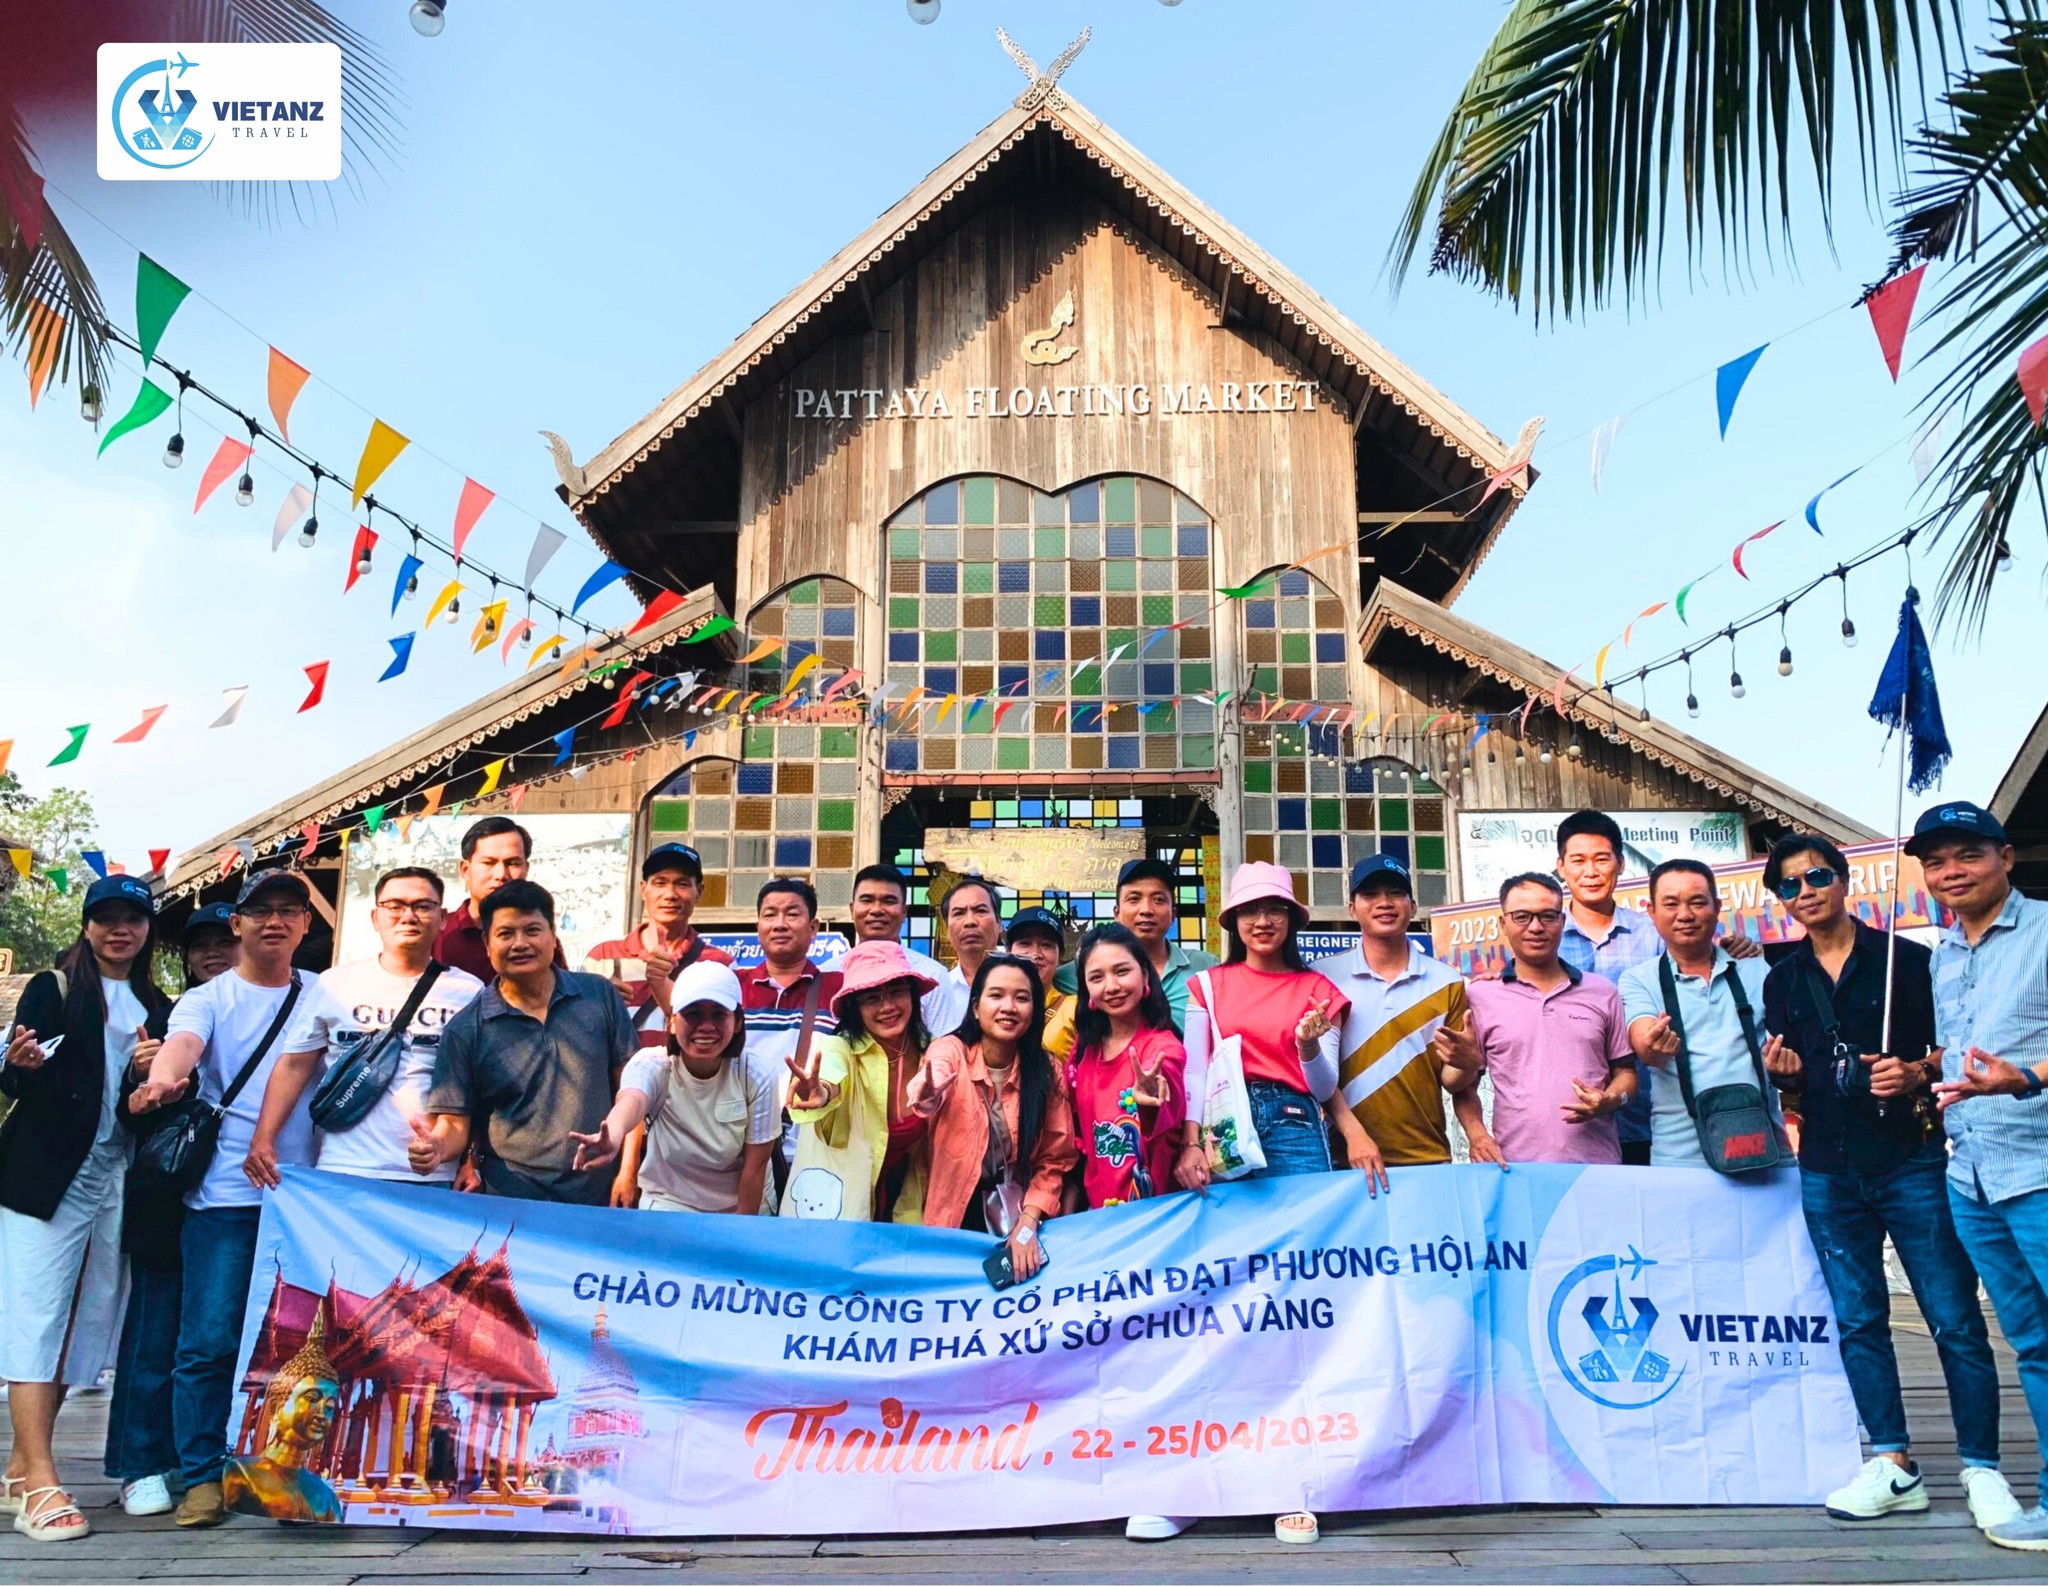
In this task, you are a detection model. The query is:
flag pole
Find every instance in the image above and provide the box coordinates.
[1881,698,1907,1054]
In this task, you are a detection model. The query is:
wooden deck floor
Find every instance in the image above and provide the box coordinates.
[1,1308,2037,1584]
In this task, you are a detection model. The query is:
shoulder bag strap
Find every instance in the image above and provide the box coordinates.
[356,960,445,1065]
[790,971,824,1078]
[218,973,304,1112]
[1658,954,1701,1120]
[1722,961,1771,1092]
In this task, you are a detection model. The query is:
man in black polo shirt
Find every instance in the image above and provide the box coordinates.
[1760,833,2014,1530]
[411,879,633,1203]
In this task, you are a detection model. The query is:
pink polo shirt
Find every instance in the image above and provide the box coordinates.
[1466,963,1632,1165]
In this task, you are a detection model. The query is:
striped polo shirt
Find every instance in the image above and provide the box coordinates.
[1309,941,1470,1165]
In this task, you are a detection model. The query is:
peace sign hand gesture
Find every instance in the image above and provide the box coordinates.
[1294,999,1335,1060]
[786,1046,834,1112]
[568,1118,622,1173]
[1128,1042,1171,1112]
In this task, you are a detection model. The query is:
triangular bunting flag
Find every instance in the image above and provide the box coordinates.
[525,635,569,671]
[2021,334,2048,426]
[273,482,313,551]
[25,301,61,409]
[687,614,737,644]
[572,560,629,614]
[1590,414,1627,493]
[470,599,508,653]
[135,255,191,366]
[1675,578,1706,625]
[1715,345,1767,438]
[193,437,253,514]
[507,783,530,812]
[300,820,321,854]
[784,652,825,694]
[397,814,416,842]
[1732,521,1783,579]
[80,849,109,881]
[47,868,69,896]
[551,728,575,766]
[147,848,170,874]
[629,589,686,634]
[524,524,567,590]
[425,579,465,627]
[738,638,783,664]
[7,848,30,878]
[48,724,88,766]
[451,478,494,563]
[97,380,172,457]
[1865,266,1925,381]
[602,672,655,729]
[299,661,330,712]
[344,526,378,592]
[0,740,12,778]
[351,420,410,508]
[363,804,386,834]
[499,617,535,661]
[1803,469,1860,535]
[112,705,168,744]
[391,553,423,616]
[478,759,506,797]
[209,686,249,728]
[267,348,310,442]
[379,633,415,682]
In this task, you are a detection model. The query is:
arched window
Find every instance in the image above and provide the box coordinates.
[881,474,1217,775]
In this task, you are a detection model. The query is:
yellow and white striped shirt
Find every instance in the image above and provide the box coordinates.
[1309,941,1470,1166]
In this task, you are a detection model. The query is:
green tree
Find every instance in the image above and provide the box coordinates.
[0,770,97,971]
[1394,0,2048,626]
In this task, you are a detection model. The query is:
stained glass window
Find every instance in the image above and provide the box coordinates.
[882,476,1216,775]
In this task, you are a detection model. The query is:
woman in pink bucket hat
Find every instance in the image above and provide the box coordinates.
[781,940,939,1222]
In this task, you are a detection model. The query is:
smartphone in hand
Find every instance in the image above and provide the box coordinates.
[982,1242,1017,1291]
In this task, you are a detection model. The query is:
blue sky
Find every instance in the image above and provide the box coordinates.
[5,0,2038,865]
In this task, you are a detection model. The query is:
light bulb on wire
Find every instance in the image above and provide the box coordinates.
[409,0,446,36]
[162,431,184,468]
[404,572,419,600]
[1776,603,1793,676]
[447,594,461,623]
[1683,651,1700,718]
[906,0,939,20]
[1997,539,2015,574]
[1838,568,1857,647]
[79,384,101,424]
[234,470,255,507]
[354,540,375,577]
[298,514,318,549]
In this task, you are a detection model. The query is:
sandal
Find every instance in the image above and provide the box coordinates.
[0,1474,24,1514]
[15,1485,90,1541]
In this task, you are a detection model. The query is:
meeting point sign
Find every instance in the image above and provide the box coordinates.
[98,44,341,181]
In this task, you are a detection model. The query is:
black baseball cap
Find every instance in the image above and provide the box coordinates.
[185,903,234,935]
[1116,858,1178,893]
[1350,854,1413,896]
[1904,801,2010,858]
[1004,906,1065,947]
[234,869,311,909]
[642,842,704,882]
[82,874,155,919]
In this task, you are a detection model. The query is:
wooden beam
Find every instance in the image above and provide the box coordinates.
[1358,510,1463,525]
[649,521,741,536]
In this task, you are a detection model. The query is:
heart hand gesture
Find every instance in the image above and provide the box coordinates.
[1294,999,1335,1059]
[1762,1034,1800,1080]
[1641,1014,1681,1059]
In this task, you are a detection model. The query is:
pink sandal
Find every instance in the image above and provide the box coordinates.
[15,1485,89,1541]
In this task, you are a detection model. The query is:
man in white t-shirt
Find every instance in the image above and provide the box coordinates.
[243,867,483,1188]
[131,869,324,1529]
[568,961,780,1213]
[825,864,951,1035]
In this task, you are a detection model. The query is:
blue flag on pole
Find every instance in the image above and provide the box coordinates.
[1868,588,1951,794]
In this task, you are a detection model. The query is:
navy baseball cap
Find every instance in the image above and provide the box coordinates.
[1904,800,2010,858]
[642,842,704,881]
[1116,858,1178,892]
[185,903,234,934]
[1004,906,1065,946]
[234,869,311,909]
[82,874,155,919]
[1349,854,1413,896]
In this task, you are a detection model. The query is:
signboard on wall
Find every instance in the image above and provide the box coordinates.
[1430,838,1945,976]
[923,827,1145,895]
[339,812,634,970]
[1456,810,1745,903]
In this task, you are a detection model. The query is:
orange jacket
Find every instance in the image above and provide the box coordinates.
[910,1035,1077,1230]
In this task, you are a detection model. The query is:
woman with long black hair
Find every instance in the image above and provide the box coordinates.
[1067,923,1193,1208]
[0,875,172,1541]
[905,953,1077,1277]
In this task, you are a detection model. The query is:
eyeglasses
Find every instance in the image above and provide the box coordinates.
[1504,909,1566,928]
[238,905,307,923]
[1772,867,1842,902]
[1235,900,1296,920]
[375,899,441,918]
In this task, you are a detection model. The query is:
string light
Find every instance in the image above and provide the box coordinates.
[354,533,375,578]
[907,0,940,20]
[162,375,188,468]
[1997,539,2015,574]
[1776,602,1794,677]
[1683,651,1700,719]
[298,466,322,549]
[79,383,101,424]
[1838,567,1857,647]
[409,0,446,35]
[1727,628,1746,698]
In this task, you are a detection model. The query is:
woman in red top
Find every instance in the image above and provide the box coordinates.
[1068,924,1192,1208]
[905,955,1077,1283]
[1185,861,1375,1187]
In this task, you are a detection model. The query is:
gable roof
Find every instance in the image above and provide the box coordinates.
[164,584,732,901]
[560,91,1529,606]
[1362,580,1879,842]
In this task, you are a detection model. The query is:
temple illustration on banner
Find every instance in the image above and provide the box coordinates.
[232,1238,564,1521]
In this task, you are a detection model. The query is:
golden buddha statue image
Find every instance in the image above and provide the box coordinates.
[224,1310,345,1524]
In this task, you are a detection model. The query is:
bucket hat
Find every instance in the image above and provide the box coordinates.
[1219,860,1308,932]
[831,939,940,1023]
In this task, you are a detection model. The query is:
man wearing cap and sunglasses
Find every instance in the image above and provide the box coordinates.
[1907,799,2048,1552]
[586,843,732,1050]
[1756,831,2013,1530]
[1054,858,1217,1035]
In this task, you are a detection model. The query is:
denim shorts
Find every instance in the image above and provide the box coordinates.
[1246,1080,1332,1179]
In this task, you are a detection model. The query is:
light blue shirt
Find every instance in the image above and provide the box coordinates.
[1620,949,1778,1168]
[1932,887,2048,1204]
[1561,906,1664,1146]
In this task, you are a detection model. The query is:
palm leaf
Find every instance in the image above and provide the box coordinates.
[1888,4,2048,625]
[1391,0,1963,320]
[0,95,106,411]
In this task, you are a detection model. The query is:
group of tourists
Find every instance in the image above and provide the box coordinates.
[2,801,2046,1551]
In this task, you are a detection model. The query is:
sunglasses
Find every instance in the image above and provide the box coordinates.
[1773,866,1842,902]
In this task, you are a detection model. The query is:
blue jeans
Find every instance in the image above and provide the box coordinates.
[1245,1080,1331,1179]
[172,1206,261,1487]
[103,1261,182,1482]
[1801,1152,1999,1463]
[1950,1181,2048,1503]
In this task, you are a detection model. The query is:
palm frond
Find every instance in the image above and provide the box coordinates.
[1391,0,1962,319]
[1891,5,2048,625]
[0,93,106,413]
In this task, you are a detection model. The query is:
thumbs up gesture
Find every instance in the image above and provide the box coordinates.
[406,1114,443,1176]
[130,1025,161,1076]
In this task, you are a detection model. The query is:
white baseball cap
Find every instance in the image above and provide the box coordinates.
[672,960,743,1013]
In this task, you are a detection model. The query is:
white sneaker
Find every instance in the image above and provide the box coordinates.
[1962,1466,2025,1531]
[1825,1456,1928,1519]
[1124,1514,1193,1541]
[120,1476,174,1517]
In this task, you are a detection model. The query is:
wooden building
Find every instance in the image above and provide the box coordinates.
[166,77,1871,951]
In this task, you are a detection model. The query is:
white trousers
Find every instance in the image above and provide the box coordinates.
[0,1145,129,1385]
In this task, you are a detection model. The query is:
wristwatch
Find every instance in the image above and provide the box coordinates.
[2021,1067,2046,1101]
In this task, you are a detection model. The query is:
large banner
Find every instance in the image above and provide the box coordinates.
[1456,810,1746,902]
[230,1166,1857,1535]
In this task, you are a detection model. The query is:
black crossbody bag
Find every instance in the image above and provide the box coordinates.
[1660,956,1783,1174]
[309,962,445,1132]
[132,973,303,1196]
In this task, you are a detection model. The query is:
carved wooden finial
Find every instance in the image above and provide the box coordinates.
[996,25,1090,110]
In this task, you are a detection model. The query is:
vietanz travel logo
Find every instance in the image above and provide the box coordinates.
[1546,1244,1836,1411]
[98,44,341,182]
